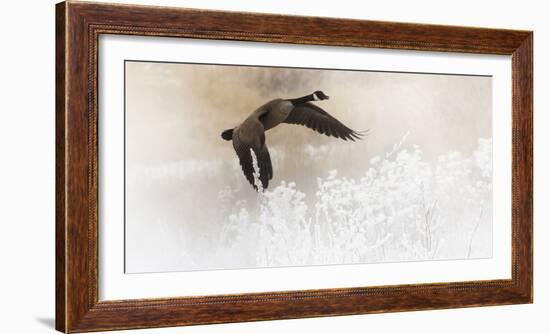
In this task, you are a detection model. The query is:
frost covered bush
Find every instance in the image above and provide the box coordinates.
[217,136,493,268]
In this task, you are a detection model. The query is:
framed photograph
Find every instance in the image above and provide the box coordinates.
[56,1,532,332]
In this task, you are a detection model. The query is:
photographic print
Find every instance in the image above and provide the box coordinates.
[124,61,492,273]
[56,5,533,330]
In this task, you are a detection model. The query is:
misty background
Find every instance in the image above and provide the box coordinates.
[125,61,492,273]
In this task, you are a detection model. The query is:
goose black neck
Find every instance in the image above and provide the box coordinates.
[289,94,315,106]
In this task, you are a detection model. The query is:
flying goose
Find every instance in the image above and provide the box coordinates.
[221,90,363,190]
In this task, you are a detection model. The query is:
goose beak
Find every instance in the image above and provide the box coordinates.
[326,96,330,100]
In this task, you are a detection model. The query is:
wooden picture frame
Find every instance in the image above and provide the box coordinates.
[56,1,533,332]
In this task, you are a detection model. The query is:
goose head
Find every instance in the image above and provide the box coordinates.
[313,90,330,101]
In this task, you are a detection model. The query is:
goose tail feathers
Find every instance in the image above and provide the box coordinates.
[221,128,234,141]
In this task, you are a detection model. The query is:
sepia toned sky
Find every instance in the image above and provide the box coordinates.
[126,61,491,168]
[124,61,492,272]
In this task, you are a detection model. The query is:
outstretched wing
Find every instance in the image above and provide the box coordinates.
[283,102,363,141]
[232,121,273,190]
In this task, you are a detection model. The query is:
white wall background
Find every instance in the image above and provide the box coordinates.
[0,0,545,333]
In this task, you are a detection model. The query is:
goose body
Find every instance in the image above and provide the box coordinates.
[222,91,363,190]
[252,98,294,130]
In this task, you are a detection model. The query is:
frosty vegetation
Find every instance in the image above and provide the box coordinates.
[207,135,493,269]
[125,135,492,272]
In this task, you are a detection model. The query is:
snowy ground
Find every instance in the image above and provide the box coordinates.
[125,136,492,272]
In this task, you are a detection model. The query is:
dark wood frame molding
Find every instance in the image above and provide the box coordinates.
[56,1,533,332]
